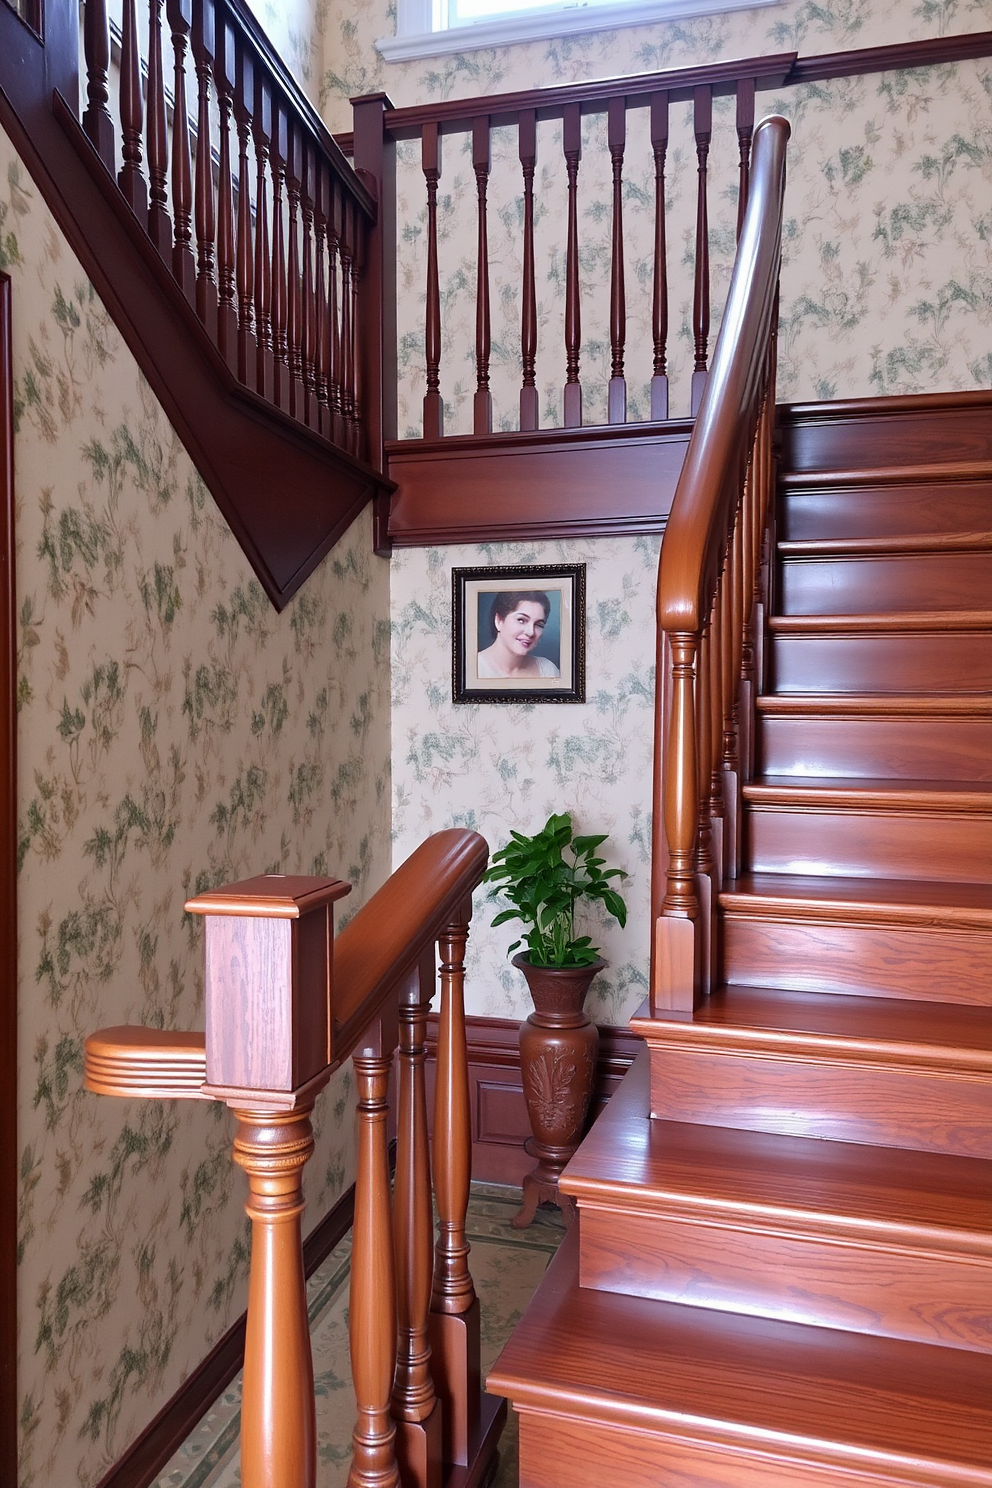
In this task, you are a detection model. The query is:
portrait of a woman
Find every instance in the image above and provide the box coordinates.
[477,591,561,680]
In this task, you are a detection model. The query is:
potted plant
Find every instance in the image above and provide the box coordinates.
[482,812,628,1227]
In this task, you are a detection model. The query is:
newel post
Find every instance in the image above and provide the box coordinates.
[186,874,351,1488]
[653,631,700,1012]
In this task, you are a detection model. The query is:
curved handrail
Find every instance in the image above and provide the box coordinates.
[658,115,790,635]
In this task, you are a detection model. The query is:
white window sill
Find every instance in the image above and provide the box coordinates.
[378,0,777,63]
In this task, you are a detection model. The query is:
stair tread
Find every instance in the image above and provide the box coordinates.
[649,985,992,1065]
[744,775,992,810]
[757,693,992,716]
[565,1054,992,1250]
[779,531,992,556]
[487,1228,992,1475]
[720,871,992,927]
[770,610,992,633]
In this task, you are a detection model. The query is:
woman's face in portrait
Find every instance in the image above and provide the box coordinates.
[493,600,547,658]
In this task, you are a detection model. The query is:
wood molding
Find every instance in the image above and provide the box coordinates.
[0,269,16,1488]
[778,389,992,476]
[425,1014,642,1186]
[93,1180,357,1488]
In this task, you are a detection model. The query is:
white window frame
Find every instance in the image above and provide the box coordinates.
[378,0,778,64]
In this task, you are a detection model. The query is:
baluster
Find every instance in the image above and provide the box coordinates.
[233,42,256,387]
[608,97,627,425]
[473,117,492,435]
[736,78,756,242]
[192,0,217,337]
[739,462,758,788]
[422,123,443,439]
[350,1045,401,1488]
[271,105,290,409]
[430,913,479,1467]
[726,510,745,878]
[693,617,715,996]
[691,84,712,414]
[562,102,582,428]
[315,165,331,437]
[147,0,172,255]
[708,579,727,883]
[82,0,115,170]
[167,0,196,303]
[650,91,669,420]
[301,145,317,427]
[392,955,442,1488]
[350,212,365,457]
[233,1106,318,1488]
[658,633,700,1009]
[341,198,355,446]
[213,7,237,372]
[286,125,305,419]
[253,73,274,401]
[118,0,147,215]
[328,178,345,445]
[519,109,538,432]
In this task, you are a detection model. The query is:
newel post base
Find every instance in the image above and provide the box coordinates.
[232,1104,318,1488]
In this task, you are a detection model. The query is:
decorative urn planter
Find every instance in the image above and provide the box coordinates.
[511,951,602,1229]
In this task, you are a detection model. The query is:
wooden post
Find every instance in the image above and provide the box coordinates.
[562,102,582,428]
[472,116,493,436]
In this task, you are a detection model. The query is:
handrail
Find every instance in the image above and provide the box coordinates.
[651,114,790,1014]
[83,829,501,1488]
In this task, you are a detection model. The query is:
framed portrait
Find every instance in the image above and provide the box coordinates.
[452,563,586,704]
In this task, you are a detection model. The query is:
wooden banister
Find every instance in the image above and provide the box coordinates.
[652,115,790,1014]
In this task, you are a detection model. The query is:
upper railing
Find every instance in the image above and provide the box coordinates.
[84,829,501,1488]
[650,114,790,1012]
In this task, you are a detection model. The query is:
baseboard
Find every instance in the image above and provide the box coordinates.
[426,1014,642,1186]
[95,1181,356,1488]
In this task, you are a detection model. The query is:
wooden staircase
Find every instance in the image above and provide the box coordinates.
[487,400,992,1486]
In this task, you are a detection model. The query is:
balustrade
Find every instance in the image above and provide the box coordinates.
[84,830,501,1488]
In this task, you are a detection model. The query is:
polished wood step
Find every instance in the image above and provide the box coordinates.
[778,547,992,616]
[779,479,992,542]
[487,1226,992,1488]
[719,873,992,1005]
[742,777,992,885]
[769,613,992,693]
[632,986,992,1159]
[564,1054,992,1353]
[755,694,992,781]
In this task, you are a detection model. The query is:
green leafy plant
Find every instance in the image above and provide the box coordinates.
[482,812,628,968]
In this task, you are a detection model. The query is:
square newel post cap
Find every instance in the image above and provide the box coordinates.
[185,874,351,1107]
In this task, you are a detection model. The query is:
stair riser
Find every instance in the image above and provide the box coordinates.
[518,1410,965,1488]
[721,919,992,1006]
[779,554,992,616]
[578,1209,992,1354]
[756,716,992,781]
[779,484,992,542]
[745,808,992,884]
[647,1047,991,1160]
[770,633,992,694]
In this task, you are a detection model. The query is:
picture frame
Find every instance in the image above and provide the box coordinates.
[452,563,586,704]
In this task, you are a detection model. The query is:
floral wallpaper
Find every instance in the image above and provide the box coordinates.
[2,129,391,1484]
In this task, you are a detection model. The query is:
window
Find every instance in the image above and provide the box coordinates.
[379,0,777,63]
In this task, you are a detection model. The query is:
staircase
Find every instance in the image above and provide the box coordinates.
[487,399,992,1486]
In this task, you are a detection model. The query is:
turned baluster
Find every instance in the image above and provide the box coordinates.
[118,0,147,215]
[271,106,290,409]
[473,117,492,435]
[562,102,582,428]
[351,214,365,457]
[607,97,627,425]
[82,0,115,170]
[147,0,172,255]
[286,126,305,419]
[192,0,218,337]
[253,74,274,401]
[314,165,331,437]
[340,199,356,445]
[519,109,539,433]
[328,178,345,446]
[213,11,237,373]
[430,913,479,1467]
[422,122,443,439]
[691,85,712,414]
[392,954,442,1488]
[349,1045,400,1488]
[300,146,317,427]
[736,79,756,242]
[167,0,196,303]
[708,579,727,882]
[650,91,669,420]
[234,44,257,388]
[693,618,715,995]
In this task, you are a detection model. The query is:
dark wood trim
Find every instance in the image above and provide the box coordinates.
[778,389,992,476]
[94,1179,357,1488]
[789,30,992,84]
[425,1014,642,1187]
[0,268,16,1488]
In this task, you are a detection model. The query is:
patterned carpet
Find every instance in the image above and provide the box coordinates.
[151,1185,565,1488]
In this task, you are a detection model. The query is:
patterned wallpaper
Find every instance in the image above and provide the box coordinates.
[2,131,391,1484]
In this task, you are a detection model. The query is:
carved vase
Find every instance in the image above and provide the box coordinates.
[511,951,602,1230]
